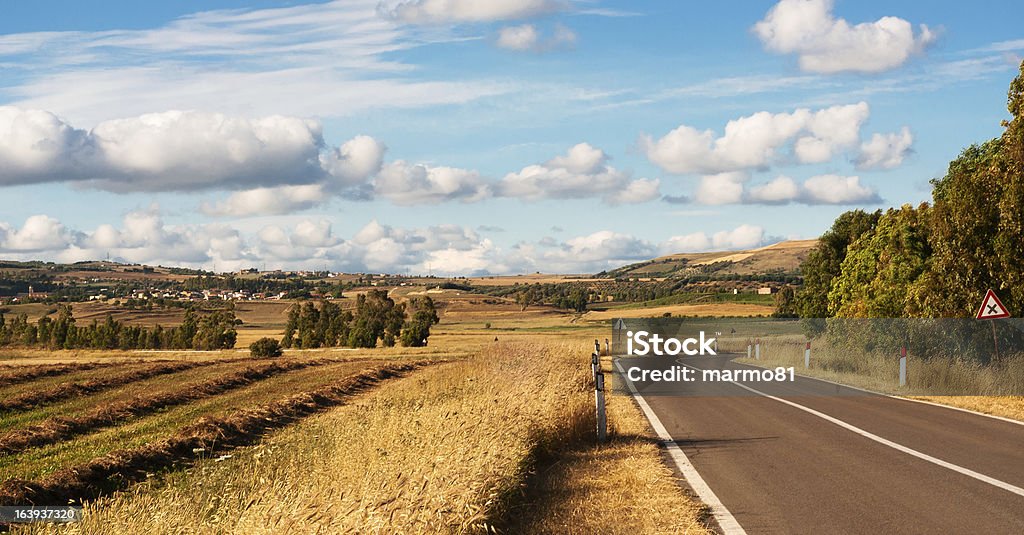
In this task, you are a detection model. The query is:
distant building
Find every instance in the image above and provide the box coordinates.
[757,287,776,295]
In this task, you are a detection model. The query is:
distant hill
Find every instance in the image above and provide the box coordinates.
[604,239,817,279]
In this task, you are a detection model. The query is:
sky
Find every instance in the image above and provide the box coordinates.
[0,0,1021,275]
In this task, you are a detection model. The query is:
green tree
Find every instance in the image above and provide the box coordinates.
[796,209,882,318]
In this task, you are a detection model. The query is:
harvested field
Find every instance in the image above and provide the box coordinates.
[0,360,226,413]
[0,359,343,453]
[0,361,427,507]
[0,362,121,388]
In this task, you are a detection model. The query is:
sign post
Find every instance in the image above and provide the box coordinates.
[976,289,1011,362]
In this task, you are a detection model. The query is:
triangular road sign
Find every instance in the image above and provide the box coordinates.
[976,289,1011,320]
[613,318,626,331]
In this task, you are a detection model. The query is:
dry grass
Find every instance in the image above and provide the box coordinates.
[14,340,708,534]
[585,303,773,320]
[731,337,1024,422]
[908,396,1024,421]
[502,377,713,534]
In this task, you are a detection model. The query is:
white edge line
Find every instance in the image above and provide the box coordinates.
[613,359,747,535]
[677,362,1024,499]
[735,357,1024,428]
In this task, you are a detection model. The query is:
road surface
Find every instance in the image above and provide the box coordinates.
[614,353,1024,534]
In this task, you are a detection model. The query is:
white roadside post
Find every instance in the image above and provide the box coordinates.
[804,341,811,369]
[595,368,607,443]
[595,339,601,356]
[899,346,908,387]
[591,352,599,381]
[747,343,752,359]
[755,339,761,360]
[605,338,610,356]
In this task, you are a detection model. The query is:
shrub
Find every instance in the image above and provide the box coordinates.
[250,337,283,358]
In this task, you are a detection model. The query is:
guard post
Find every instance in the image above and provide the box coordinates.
[899,346,907,387]
[595,369,607,443]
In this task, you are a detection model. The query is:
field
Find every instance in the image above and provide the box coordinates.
[0,292,721,534]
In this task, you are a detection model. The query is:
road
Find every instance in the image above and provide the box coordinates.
[614,354,1024,534]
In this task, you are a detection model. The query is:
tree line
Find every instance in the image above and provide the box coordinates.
[0,305,237,350]
[282,290,439,349]
[780,63,1024,320]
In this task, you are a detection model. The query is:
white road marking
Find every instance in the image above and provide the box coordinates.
[614,360,747,535]
[676,362,1024,499]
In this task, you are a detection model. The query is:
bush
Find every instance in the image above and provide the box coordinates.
[250,337,283,358]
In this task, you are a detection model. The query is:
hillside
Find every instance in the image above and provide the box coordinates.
[604,239,817,279]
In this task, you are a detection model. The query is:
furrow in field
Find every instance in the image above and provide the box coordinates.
[0,359,339,453]
[0,360,232,413]
[0,361,430,506]
[0,362,123,389]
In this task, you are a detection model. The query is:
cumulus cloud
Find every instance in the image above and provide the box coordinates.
[499,143,660,204]
[496,23,576,52]
[0,107,383,193]
[660,224,767,254]
[640,103,870,175]
[753,0,936,74]
[696,173,880,205]
[0,210,784,275]
[380,0,564,24]
[856,127,913,170]
[0,215,77,252]
[373,161,491,205]
[201,185,328,217]
[799,174,881,204]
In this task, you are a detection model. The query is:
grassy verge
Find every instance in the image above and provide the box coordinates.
[502,372,713,534]
[15,340,709,534]
[731,338,1024,422]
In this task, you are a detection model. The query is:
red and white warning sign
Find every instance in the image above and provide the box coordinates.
[976,289,1011,320]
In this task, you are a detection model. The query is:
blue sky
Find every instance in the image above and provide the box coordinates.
[0,0,1021,275]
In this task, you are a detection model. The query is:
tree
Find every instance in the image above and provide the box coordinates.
[250,337,283,358]
[772,285,798,318]
[401,296,439,347]
[827,204,933,317]
[795,209,882,318]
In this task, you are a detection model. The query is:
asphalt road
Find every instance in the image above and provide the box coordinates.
[615,354,1024,534]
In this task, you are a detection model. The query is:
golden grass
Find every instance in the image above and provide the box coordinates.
[17,340,707,534]
[503,380,713,534]
[908,396,1024,421]
[585,303,773,320]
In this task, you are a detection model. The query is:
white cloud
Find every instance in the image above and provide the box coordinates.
[0,107,386,194]
[0,215,76,252]
[380,0,564,24]
[856,127,913,170]
[0,209,785,275]
[497,24,539,50]
[659,224,767,254]
[499,143,659,204]
[696,173,880,205]
[496,23,576,52]
[753,0,936,74]
[320,135,387,186]
[695,172,747,205]
[799,174,880,204]
[201,185,329,217]
[747,176,801,204]
[640,103,869,174]
[374,161,491,205]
